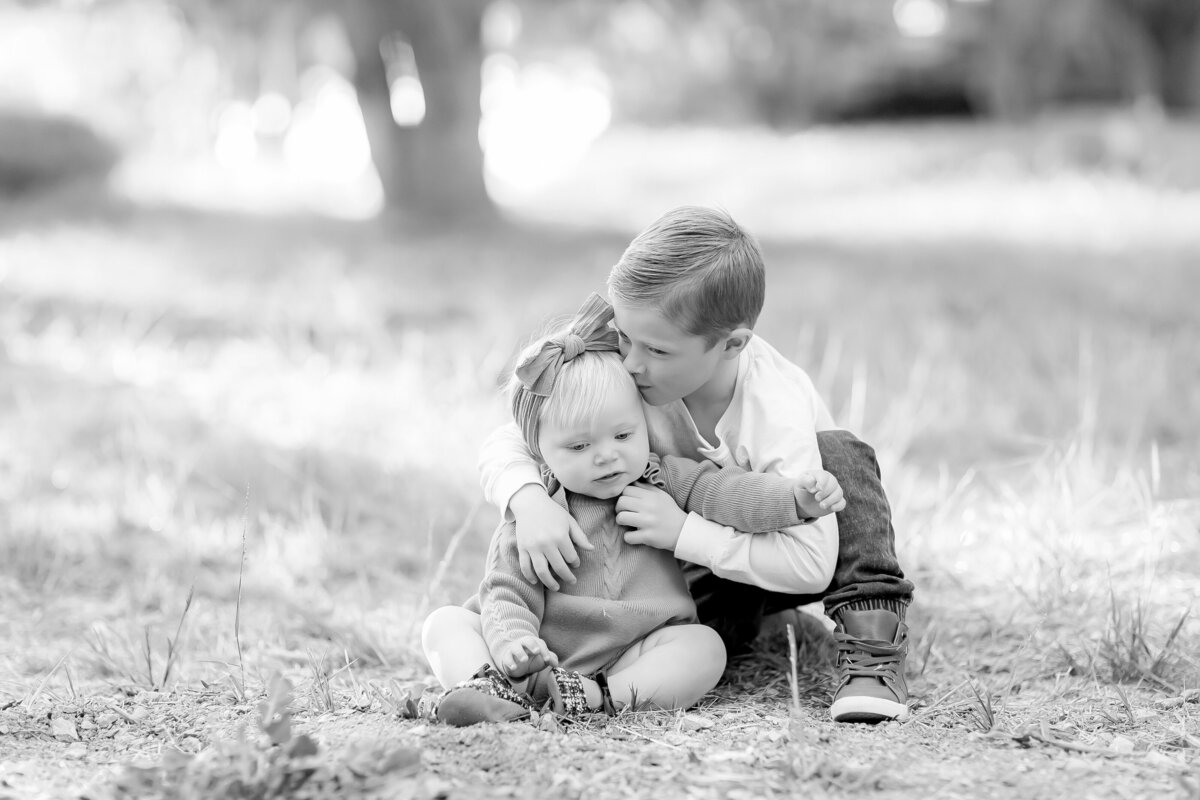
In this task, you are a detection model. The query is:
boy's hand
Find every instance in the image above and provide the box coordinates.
[616,482,688,551]
[510,484,592,590]
[497,635,559,678]
[794,470,846,519]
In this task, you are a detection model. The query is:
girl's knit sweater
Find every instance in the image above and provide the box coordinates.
[465,453,806,675]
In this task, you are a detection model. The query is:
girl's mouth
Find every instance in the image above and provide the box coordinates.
[595,471,624,483]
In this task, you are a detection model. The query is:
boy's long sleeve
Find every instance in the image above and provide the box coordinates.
[653,454,804,534]
[643,337,839,595]
[674,515,836,595]
[478,422,543,520]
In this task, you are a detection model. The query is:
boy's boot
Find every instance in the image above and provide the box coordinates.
[434,664,534,726]
[830,608,909,723]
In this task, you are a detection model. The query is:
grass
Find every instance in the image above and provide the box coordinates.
[0,118,1198,798]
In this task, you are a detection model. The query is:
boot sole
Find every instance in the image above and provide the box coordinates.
[830,695,909,723]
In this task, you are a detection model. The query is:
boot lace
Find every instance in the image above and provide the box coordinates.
[834,633,903,692]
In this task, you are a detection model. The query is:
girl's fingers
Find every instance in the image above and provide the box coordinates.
[615,494,638,512]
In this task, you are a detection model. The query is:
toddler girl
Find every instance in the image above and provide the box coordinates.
[421,294,842,725]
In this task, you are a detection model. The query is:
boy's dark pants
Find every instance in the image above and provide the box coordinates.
[687,430,914,653]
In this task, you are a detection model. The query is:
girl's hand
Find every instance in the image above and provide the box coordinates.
[616,482,688,550]
[510,484,592,590]
[794,470,846,519]
[498,636,559,678]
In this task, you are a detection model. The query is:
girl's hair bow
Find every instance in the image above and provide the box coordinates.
[514,293,618,397]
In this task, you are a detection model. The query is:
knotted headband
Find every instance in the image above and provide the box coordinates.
[514,293,618,397]
[512,292,619,460]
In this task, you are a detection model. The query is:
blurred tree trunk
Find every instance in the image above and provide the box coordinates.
[979,0,1114,118]
[980,0,1200,117]
[1129,0,1200,109]
[342,0,493,219]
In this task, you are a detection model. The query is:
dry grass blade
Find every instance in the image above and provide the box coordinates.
[22,652,71,712]
[1150,605,1192,676]
[786,623,800,716]
[968,680,996,733]
[411,500,482,634]
[158,585,195,689]
[307,648,335,712]
[234,485,249,699]
[142,626,155,689]
[1100,587,1188,692]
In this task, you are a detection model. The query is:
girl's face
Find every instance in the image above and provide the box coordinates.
[537,382,650,499]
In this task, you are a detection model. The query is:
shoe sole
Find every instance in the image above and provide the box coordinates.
[830,695,909,723]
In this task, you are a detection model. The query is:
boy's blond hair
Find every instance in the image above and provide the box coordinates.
[608,206,765,347]
[509,346,634,463]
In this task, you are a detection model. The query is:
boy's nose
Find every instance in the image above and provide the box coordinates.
[623,353,643,375]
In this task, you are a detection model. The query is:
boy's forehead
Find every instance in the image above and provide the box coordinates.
[611,301,688,339]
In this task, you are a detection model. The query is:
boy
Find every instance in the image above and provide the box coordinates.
[479,207,914,723]
[424,296,844,725]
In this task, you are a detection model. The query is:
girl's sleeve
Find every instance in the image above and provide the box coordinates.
[478,522,545,662]
[478,422,545,521]
[647,453,806,534]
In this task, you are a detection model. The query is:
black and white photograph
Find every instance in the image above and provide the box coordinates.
[1,1,1198,797]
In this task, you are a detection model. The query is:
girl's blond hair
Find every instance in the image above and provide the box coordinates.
[509,346,635,462]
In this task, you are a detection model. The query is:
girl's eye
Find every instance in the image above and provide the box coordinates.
[615,432,631,441]
[568,443,588,452]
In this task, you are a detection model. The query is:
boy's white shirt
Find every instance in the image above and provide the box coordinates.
[478,336,839,595]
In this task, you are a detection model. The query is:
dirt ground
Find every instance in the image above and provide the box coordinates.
[2,659,1197,800]
[3,569,1198,800]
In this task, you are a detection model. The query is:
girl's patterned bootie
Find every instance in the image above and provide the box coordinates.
[523,667,618,717]
[434,663,534,727]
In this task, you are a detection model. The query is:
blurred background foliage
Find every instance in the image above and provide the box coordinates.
[2,0,1199,216]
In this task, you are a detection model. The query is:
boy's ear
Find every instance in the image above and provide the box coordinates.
[720,328,753,360]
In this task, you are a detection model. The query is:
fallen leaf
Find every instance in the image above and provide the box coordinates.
[1109,735,1135,754]
[50,718,79,742]
[257,675,295,745]
[160,749,192,771]
[402,696,420,719]
[1145,751,1182,768]
[260,709,291,746]
[376,746,422,776]
[287,734,319,759]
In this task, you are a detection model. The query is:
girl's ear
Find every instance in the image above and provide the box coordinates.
[721,328,753,360]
